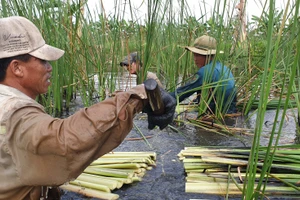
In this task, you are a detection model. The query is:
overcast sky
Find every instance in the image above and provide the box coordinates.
[86,0,291,23]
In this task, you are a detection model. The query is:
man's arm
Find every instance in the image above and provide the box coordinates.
[7,84,175,185]
[170,73,203,102]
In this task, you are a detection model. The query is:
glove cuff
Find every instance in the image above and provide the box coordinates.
[126,84,147,99]
[127,84,149,109]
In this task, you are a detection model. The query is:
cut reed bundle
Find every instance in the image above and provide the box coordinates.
[179,145,300,198]
[60,151,156,200]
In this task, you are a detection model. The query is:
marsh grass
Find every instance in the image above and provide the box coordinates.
[1,0,300,199]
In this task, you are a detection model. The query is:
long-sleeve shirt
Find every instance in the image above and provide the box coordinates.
[0,84,147,200]
[170,61,237,113]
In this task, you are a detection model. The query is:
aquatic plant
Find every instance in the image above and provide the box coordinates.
[1,0,300,199]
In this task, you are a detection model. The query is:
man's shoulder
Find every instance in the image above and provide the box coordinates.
[215,61,229,68]
[146,71,157,77]
[0,85,44,112]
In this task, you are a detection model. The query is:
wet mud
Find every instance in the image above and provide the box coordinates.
[61,108,299,200]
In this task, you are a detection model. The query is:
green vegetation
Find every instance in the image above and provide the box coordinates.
[179,145,300,198]
[1,0,300,199]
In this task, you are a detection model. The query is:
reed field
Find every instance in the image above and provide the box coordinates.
[1,0,300,199]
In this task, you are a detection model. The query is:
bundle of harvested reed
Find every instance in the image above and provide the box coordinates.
[178,145,300,198]
[60,151,156,200]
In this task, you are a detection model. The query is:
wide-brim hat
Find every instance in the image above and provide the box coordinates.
[120,52,141,66]
[185,35,217,55]
[0,16,64,61]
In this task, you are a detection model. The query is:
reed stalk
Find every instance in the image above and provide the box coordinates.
[70,179,111,193]
[84,167,134,178]
[76,173,123,189]
[186,181,300,195]
[60,184,119,200]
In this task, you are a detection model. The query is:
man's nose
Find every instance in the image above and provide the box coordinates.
[46,62,52,71]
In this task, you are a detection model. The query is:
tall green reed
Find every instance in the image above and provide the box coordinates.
[2,0,297,115]
[242,0,300,199]
[1,1,300,198]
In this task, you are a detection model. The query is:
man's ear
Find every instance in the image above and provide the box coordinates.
[8,60,24,77]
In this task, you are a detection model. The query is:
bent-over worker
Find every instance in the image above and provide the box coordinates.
[170,35,237,114]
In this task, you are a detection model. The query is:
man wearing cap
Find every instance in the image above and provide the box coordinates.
[120,52,164,88]
[0,16,176,199]
[170,35,237,114]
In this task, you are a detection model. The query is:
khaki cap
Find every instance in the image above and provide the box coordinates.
[185,35,217,55]
[0,16,64,61]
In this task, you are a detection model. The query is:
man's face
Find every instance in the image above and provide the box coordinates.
[193,53,206,68]
[193,53,208,68]
[20,56,52,98]
[126,62,138,74]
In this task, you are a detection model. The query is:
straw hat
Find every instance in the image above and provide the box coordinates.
[185,35,217,55]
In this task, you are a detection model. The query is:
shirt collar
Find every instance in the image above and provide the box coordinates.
[0,84,33,100]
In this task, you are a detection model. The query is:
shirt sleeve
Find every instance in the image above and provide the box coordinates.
[170,72,203,102]
[6,85,147,186]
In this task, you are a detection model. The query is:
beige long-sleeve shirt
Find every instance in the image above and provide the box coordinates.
[0,84,147,200]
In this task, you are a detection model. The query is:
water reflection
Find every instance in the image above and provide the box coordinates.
[242,109,298,146]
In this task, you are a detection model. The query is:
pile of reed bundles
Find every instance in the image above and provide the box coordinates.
[178,145,300,198]
[60,151,156,200]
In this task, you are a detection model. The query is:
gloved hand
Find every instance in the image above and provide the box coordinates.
[143,87,176,130]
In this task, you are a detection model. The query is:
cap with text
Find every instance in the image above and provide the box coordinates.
[0,16,64,61]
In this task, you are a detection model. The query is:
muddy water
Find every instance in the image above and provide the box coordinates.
[61,74,299,200]
[245,108,298,146]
